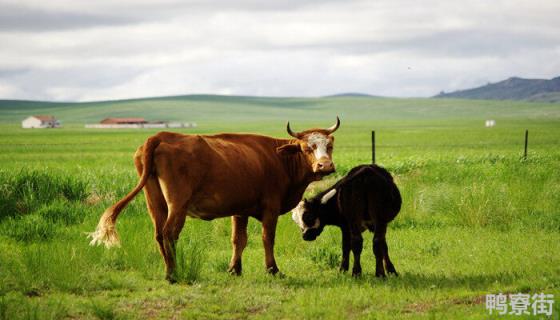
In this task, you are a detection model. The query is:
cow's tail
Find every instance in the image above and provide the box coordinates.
[87,136,161,248]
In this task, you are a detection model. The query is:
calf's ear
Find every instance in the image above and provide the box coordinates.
[321,189,337,204]
[276,143,301,155]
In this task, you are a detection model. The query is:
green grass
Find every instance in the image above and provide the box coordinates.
[0,96,559,319]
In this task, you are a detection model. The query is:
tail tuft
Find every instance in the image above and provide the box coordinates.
[87,213,121,248]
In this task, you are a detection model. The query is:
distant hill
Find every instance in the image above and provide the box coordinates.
[435,76,560,102]
[324,93,379,98]
[2,94,560,125]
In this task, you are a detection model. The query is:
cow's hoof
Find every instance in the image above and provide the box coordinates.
[227,268,242,276]
[166,275,178,284]
[388,270,399,277]
[227,262,242,276]
[375,273,387,279]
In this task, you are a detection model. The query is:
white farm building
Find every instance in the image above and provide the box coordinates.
[22,115,61,128]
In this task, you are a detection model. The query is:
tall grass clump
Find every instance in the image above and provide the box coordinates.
[0,215,58,242]
[89,300,117,320]
[308,246,340,270]
[0,294,69,320]
[0,170,93,243]
[394,154,560,230]
[174,236,208,284]
[0,169,89,220]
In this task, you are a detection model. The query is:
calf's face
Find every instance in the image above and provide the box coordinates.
[292,189,337,241]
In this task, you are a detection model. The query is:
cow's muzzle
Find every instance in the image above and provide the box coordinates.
[313,159,335,174]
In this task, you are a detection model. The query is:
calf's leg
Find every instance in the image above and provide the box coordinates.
[339,227,351,272]
[350,230,363,277]
[383,234,398,276]
[228,215,248,275]
[373,223,388,277]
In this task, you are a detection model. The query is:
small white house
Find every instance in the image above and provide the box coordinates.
[485,120,496,128]
[22,115,61,129]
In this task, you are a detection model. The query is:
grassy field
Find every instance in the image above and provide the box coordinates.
[0,96,559,319]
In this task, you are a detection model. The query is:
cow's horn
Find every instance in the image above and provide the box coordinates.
[286,121,301,138]
[324,116,340,134]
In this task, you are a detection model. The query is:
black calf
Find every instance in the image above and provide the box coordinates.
[292,164,401,277]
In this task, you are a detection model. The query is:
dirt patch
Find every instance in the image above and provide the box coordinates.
[403,295,486,314]
[451,295,486,306]
[402,302,434,314]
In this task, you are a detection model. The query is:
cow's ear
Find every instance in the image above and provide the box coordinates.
[276,143,301,155]
[321,189,337,204]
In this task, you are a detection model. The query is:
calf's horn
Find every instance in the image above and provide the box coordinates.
[321,189,337,204]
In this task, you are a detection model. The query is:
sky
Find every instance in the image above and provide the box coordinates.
[1,0,559,102]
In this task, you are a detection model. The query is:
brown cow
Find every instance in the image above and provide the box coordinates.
[88,118,340,282]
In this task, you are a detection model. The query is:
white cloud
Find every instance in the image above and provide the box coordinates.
[0,0,559,101]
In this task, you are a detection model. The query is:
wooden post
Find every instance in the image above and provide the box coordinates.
[524,129,528,160]
[371,130,376,164]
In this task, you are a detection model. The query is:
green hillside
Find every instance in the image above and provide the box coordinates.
[1,95,559,126]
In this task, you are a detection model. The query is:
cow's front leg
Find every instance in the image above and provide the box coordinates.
[228,215,248,275]
[350,231,363,277]
[340,227,351,272]
[261,214,279,274]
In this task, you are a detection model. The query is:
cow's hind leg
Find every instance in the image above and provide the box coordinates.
[162,207,188,283]
[261,214,279,274]
[228,215,248,275]
[144,178,169,270]
[373,223,389,277]
[135,153,170,270]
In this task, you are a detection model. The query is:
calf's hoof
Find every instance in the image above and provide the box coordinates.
[351,267,362,277]
[387,270,399,277]
[266,266,280,275]
[386,265,398,276]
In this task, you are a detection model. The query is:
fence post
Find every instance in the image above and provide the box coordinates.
[524,129,528,160]
[371,130,376,164]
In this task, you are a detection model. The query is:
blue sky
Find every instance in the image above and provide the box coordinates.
[1,0,559,101]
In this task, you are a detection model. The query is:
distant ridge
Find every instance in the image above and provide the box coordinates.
[324,93,380,98]
[435,76,560,102]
